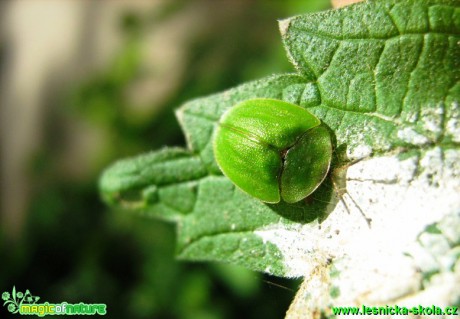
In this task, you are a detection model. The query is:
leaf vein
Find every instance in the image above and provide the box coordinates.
[292,28,458,42]
[321,103,402,126]
[401,34,425,121]
[384,5,401,35]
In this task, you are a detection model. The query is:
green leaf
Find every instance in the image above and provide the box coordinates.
[281,0,460,158]
[175,176,338,276]
[100,148,208,221]
[101,75,332,276]
[100,0,460,285]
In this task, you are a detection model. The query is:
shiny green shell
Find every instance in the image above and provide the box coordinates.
[213,98,332,203]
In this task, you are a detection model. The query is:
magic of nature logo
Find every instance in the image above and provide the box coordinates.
[2,286,106,317]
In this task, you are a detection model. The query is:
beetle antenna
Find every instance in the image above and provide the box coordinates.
[331,173,372,228]
[341,192,372,228]
[262,280,295,292]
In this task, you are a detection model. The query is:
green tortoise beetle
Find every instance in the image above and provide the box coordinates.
[213,98,332,203]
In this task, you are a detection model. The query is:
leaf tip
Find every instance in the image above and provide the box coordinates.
[278,18,292,37]
[331,0,364,9]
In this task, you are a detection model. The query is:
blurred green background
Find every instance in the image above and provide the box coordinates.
[1,1,330,318]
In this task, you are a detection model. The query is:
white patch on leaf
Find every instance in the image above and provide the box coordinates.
[420,104,444,134]
[256,147,460,309]
[446,101,460,142]
[397,127,430,145]
[346,144,372,159]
